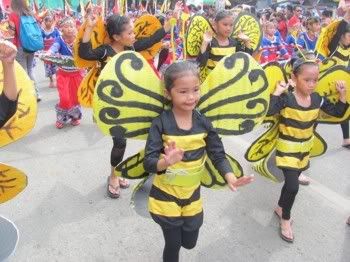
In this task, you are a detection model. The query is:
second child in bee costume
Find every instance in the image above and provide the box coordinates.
[143,62,253,262]
[78,14,172,198]
[197,10,252,74]
[267,54,348,243]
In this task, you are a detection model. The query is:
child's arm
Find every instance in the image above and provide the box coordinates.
[144,117,184,173]
[320,80,349,117]
[0,40,18,128]
[196,31,213,67]
[266,81,289,116]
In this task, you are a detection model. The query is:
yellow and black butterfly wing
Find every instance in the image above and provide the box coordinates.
[198,52,269,136]
[0,163,27,204]
[310,130,328,158]
[0,61,37,147]
[114,149,149,179]
[316,65,350,124]
[315,20,341,58]
[319,58,337,77]
[73,16,109,69]
[232,12,262,53]
[186,15,215,57]
[78,66,101,108]
[93,51,167,139]
[252,150,284,183]
[201,153,243,189]
[134,14,163,60]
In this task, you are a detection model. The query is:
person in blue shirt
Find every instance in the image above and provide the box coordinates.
[297,17,321,51]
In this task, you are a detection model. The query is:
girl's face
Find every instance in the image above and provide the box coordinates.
[292,64,319,96]
[215,16,234,38]
[340,32,350,47]
[44,17,53,29]
[167,74,200,113]
[113,22,135,47]
[265,24,276,36]
[309,22,321,34]
[61,21,76,38]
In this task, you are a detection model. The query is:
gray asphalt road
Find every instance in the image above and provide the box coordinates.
[1,61,349,262]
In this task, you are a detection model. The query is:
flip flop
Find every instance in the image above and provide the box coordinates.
[280,225,294,243]
[342,144,350,149]
[119,178,130,189]
[107,177,120,199]
[274,210,294,224]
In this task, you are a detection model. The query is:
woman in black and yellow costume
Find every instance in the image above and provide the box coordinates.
[325,19,350,148]
[267,53,348,243]
[197,10,253,74]
[78,14,172,198]
[143,61,253,262]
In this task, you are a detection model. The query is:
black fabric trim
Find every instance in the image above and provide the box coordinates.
[280,116,316,129]
[182,147,206,162]
[279,133,314,143]
[276,150,309,159]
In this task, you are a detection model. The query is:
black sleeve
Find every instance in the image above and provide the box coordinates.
[320,97,349,118]
[266,94,287,116]
[78,41,108,61]
[196,44,210,68]
[143,117,164,174]
[328,20,348,55]
[0,92,18,128]
[134,28,166,52]
[204,117,233,177]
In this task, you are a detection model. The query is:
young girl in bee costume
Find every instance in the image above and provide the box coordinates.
[267,54,348,243]
[143,61,253,262]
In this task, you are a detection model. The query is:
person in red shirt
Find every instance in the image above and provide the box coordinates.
[276,11,288,41]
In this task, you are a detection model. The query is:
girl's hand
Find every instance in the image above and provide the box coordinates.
[273,81,288,96]
[225,173,254,192]
[0,40,17,65]
[163,141,184,167]
[335,80,347,103]
[203,30,214,44]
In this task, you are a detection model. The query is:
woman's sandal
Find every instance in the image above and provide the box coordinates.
[107,177,120,199]
[119,178,130,189]
[280,225,294,243]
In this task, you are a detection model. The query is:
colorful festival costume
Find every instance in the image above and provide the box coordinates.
[41,27,60,78]
[49,36,83,125]
[260,35,289,64]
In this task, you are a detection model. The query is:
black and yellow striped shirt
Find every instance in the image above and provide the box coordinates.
[267,92,348,171]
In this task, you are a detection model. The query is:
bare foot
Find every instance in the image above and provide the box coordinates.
[119,177,130,189]
[280,219,294,242]
[298,173,310,185]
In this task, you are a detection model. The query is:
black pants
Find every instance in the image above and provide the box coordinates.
[161,227,199,262]
[278,169,301,220]
[341,121,349,139]
[110,136,127,167]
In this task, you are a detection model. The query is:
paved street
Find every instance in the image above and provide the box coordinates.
[1,61,350,262]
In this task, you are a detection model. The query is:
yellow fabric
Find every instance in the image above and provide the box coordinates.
[153,175,199,199]
[210,47,236,57]
[162,133,207,151]
[279,124,314,140]
[282,107,319,122]
[148,197,202,217]
[276,154,310,169]
[276,137,314,154]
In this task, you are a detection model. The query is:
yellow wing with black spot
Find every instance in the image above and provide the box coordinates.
[315,20,341,58]
[316,65,350,123]
[73,16,109,69]
[198,52,269,136]
[78,66,101,108]
[232,12,262,53]
[186,15,215,57]
[134,14,163,60]
[0,163,27,204]
[0,61,37,147]
[93,51,167,139]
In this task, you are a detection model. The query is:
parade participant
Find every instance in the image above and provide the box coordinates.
[297,17,321,52]
[260,21,289,63]
[267,53,348,243]
[197,10,252,73]
[285,17,301,57]
[41,13,60,88]
[78,13,173,198]
[143,61,254,262]
[48,17,83,129]
[0,40,18,128]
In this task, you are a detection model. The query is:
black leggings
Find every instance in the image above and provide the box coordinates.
[341,121,349,139]
[110,137,127,167]
[161,227,199,262]
[278,169,301,220]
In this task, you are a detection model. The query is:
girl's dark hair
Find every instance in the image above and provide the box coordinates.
[291,51,318,75]
[163,61,199,91]
[106,14,130,39]
[306,16,320,30]
[345,23,350,34]
[214,10,232,22]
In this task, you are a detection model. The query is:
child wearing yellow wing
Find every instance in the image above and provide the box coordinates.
[267,53,348,243]
[143,62,254,262]
[197,10,252,73]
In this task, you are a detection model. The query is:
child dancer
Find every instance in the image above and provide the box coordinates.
[48,17,83,129]
[260,20,289,64]
[41,13,60,88]
[144,61,254,262]
[267,53,348,242]
[297,17,321,52]
[78,14,172,198]
[197,10,252,73]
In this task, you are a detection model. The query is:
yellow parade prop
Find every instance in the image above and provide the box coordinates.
[0,163,27,204]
